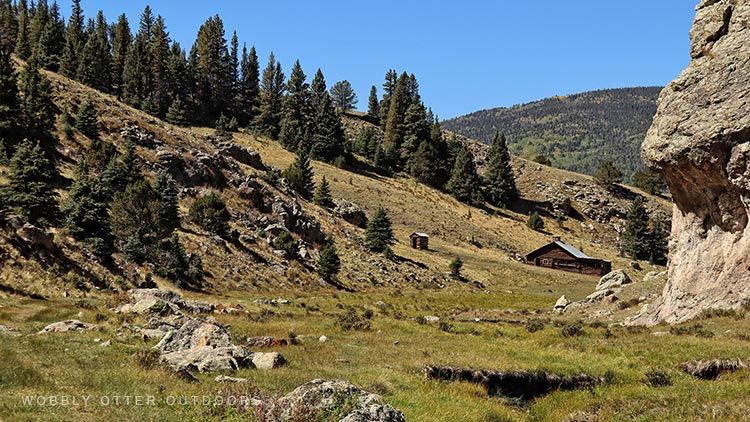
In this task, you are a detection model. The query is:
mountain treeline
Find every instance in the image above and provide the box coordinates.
[442,87,661,178]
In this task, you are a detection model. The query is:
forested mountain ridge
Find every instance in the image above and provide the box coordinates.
[442,87,661,177]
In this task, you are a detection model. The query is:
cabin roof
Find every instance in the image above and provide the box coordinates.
[526,239,593,260]
[410,232,429,238]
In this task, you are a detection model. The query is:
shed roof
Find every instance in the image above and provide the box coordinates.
[410,232,429,238]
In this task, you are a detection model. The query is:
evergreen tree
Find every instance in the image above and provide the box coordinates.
[31,0,64,70]
[279,60,310,151]
[214,112,232,140]
[110,179,168,258]
[166,96,190,126]
[382,72,411,161]
[60,0,85,77]
[153,171,180,234]
[0,0,18,53]
[1,139,58,226]
[110,14,132,95]
[28,0,49,52]
[311,93,346,162]
[408,139,441,187]
[190,15,233,122]
[13,0,30,59]
[0,48,19,151]
[594,160,622,190]
[84,137,116,173]
[309,69,327,111]
[446,147,483,205]
[330,80,357,112]
[648,211,669,265]
[313,176,334,209]
[621,196,650,260]
[122,7,154,108]
[484,132,517,207]
[19,58,55,140]
[317,241,341,280]
[61,172,114,260]
[365,207,394,252]
[101,141,141,195]
[526,212,544,231]
[379,69,397,126]
[236,45,259,127]
[366,85,379,123]
[148,15,171,115]
[401,100,429,164]
[188,191,230,236]
[253,52,284,137]
[449,256,463,278]
[74,95,99,139]
[632,168,666,195]
[283,150,315,199]
[229,31,239,93]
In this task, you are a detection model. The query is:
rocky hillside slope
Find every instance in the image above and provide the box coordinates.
[0,63,669,304]
[442,87,660,177]
[635,0,750,324]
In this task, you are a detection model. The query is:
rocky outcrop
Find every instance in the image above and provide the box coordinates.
[262,379,405,422]
[37,320,97,334]
[636,0,750,324]
[333,199,368,227]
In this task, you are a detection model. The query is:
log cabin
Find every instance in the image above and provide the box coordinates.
[525,237,611,276]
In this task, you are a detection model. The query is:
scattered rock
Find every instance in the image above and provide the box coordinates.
[318,335,328,343]
[422,316,440,324]
[246,336,289,348]
[680,359,746,380]
[554,296,570,313]
[261,379,405,422]
[333,199,368,227]
[215,375,249,383]
[100,340,111,347]
[16,224,55,250]
[37,320,96,334]
[218,142,265,169]
[596,270,632,291]
[252,352,287,370]
[643,271,667,283]
[0,324,19,336]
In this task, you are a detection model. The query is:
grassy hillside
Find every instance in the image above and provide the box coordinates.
[6,68,742,422]
[442,87,661,177]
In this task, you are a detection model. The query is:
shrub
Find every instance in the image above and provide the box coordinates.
[561,322,584,337]
[644,369,673,387]
[669,323,714,338]
[336,307,372,331]
[189,192,230,236]
[526,212,544,231]
[271,231,298,258]
[449,257,463,279]
[525,320,545,333]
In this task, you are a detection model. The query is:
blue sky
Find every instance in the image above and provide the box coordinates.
[58,1,696,119]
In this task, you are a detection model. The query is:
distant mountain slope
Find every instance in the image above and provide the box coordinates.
[442,87,661,177]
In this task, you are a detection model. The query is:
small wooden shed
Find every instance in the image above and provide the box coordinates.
[410,232,429,250]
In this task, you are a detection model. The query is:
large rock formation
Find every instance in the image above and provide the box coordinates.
[637,0,750,324]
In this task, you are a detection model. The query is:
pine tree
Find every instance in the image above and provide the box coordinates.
[236,45,260,127]
[330,80,357,112]
[153,171,180,234]
[279,60,310,151]
[446,147,483,205]
[283,150,315,199]
[188,191,230,236]
[122,6,154,108]
[19,58,55,140]
[365,207,394,252]
[0,48,20,151]
[379,69,397,126]
[309,69,327,111]
[148,15,171,116]
[632,168,666,195]
[526,212,544,231]
[229,31,239,94]
[449,257,463,278]
[31,0,64,70]
[621,196,650,260]
[382,72,411,163]
[253,52,284,138]
[1,139,58,226]
[74,95,99,139]
[166,96,190,126]
[214,113,232,140]
[110,14,131,95]
[648,211,668,265]
[110,179,167,257]
[317,241,341,280]
[366,85,379,123]
[101,141,141,195]
[190,15,233,122]
[60,0,85,77]
[311,93,346,162]
[401,100,429,164]
[484,132,517,207]
[61,172,114,260]
[408,139,441,187]
[84,137,116,173]
[27,0,49,52]
[313,176,334,209]
[0,0,18,53]
[13,0,30,59]
[594,160,622,190]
